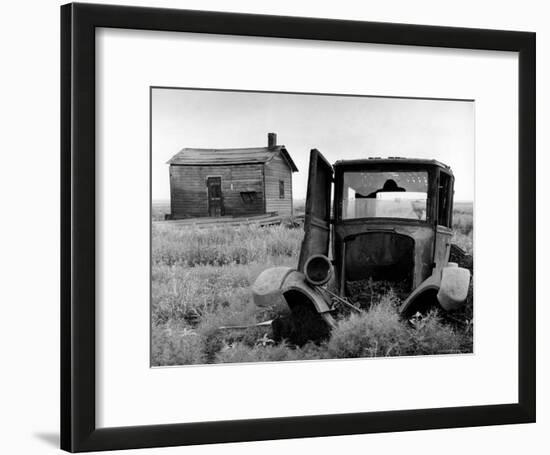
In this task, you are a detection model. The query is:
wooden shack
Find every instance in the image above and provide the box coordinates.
[167,133,298,219]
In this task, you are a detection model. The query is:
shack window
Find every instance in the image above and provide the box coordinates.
[438,172,452,227]
[342,171,428,221]
[279,180,285,199]
[240,191,258,204]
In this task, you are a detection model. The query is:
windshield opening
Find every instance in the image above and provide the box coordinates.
[342,170,429,220]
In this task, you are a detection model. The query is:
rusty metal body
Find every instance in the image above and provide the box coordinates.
[252,150,471,344]
[331,157,458,315]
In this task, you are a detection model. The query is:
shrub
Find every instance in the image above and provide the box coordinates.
[195,298,261,361]
[408,310,464,355]
[151,324,205,366]
[328,296,469,358]
[328,296,409,358]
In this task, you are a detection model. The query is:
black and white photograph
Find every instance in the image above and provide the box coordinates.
[0,0,543,453]
[151,88,474,366]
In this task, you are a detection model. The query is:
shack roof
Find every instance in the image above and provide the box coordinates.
[167,145,298,172]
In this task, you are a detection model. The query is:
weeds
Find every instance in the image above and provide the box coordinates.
[328,296,467,358]
[151,324,205,366]
[152,224,302,267]
[452,206,474,254]
[151,203,473,366]
[328,294,408,358]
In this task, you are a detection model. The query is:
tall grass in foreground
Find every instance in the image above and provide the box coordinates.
[152,294,471,366]
[328,294,469,358]
[151,205,473,366]
[151,224,302,364]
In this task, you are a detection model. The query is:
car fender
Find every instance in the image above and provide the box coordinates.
[437,264,471,311]
[253,267,336,329]
[400,263,470,315]
[399,273,441,316]
[282,271,337,328]
[251,266,294,308]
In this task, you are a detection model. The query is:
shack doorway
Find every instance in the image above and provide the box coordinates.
[207,177,223,217]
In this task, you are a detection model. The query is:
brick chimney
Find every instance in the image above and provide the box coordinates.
[268,132,277,148]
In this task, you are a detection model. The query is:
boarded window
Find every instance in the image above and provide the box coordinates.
[241,191,258,204]
[279,180,285,199]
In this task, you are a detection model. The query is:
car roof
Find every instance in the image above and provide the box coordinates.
[333,157,452,171]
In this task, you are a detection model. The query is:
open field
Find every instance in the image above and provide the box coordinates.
[152,201,171,221]
[452,202,474,253]
[151,202,473,366]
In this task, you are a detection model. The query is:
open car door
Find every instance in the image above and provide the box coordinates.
[298,149,334,271]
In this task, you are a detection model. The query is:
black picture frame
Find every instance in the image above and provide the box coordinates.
[61,2,536,452]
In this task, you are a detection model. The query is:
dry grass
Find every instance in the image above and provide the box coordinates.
[151,203,473,366]
[152,223,302,267]
[152,201,170,221]
[328,293,466,358]
[452,202,473,254]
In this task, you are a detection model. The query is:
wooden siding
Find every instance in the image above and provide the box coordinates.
[264,153,293,216]
[169,164,265,218]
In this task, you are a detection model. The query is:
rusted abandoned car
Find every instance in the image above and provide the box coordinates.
[252,150,471,345]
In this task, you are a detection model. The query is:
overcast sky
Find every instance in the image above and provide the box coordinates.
[152,88,474,201]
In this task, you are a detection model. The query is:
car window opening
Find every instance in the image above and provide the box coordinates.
[343,170,428,220]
